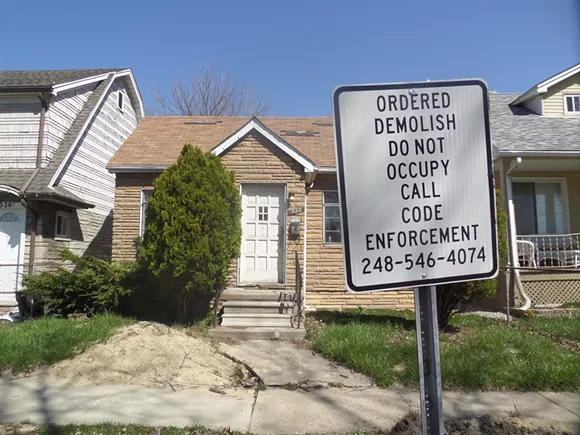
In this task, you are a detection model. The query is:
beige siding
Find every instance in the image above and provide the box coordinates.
[0,95,41,169]
[542,73,580,117]
[59,78,138,217]
[305,175,414,309]
[45,84,94,166]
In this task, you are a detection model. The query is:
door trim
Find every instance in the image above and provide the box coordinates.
[238,183,287,285]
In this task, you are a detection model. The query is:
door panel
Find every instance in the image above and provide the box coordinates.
[241,185,285,283]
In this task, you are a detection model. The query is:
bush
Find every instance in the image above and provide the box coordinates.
[22,250,135,316]
[139,144,242,323]
[436,189,509,328]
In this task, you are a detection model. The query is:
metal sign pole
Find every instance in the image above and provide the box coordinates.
[414,286,444,435]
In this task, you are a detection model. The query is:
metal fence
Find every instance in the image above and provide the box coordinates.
[517,233,580,268]
[0,263,71,310]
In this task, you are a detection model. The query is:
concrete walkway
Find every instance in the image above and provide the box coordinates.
[1,377,578,434]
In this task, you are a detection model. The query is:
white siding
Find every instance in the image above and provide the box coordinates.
[0,95,41,169]
[542,73,580,117]
[45,84,94,166]
[59,79,138,216]
[523,95,543,115]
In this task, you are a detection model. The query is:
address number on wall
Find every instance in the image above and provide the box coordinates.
[0,201,14,208]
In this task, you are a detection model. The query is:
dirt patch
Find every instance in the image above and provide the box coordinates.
[28,322,251,389]
[391,412,570,435]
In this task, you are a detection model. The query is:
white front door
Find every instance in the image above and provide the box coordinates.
[0,199,26,306]
[241,185,285,283]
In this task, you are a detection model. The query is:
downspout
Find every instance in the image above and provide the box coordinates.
[302,181,311,310]
[505,157,532,310]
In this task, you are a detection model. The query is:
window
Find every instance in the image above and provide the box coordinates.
[564,95,580,113]
[258,206,268,222]
[117,92,124,111]
[513,181,566,235]
[55,211,71,239]
[140,190,153,236]
[323,191,341,243]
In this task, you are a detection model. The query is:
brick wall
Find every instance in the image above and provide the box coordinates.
[305,174,414,309]
[112,172,159,261]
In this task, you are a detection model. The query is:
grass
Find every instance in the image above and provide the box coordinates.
[0,314,132,373]
[3,423,248,435]
[310,309,580,391]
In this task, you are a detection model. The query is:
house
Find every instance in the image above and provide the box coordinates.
[107,63,580,330]
[491,62,580,307]
[0,69,144,309]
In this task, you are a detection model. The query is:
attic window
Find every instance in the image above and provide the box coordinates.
[117,92,124,112]
[565,95,580,113]
[183,121,223,125]
[280,130,319,137]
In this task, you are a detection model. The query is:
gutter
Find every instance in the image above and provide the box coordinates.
[496,151,580,158]
[505,157,532,311]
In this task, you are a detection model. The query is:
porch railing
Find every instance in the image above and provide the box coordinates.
[517,233,580,268]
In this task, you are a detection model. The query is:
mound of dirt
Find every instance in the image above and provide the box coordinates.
[35,322,250,389]
[391,412,569,435]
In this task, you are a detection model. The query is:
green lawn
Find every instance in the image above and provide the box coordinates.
[0,315,131,373]
[309,310,580,391]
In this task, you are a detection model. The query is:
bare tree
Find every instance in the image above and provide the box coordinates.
[152,65,268,116]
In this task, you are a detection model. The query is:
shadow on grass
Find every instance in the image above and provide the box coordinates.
[310,309,416,330]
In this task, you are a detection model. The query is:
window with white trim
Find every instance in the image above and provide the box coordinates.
[55,211,71,239]
[513,181,566,235]
[323,191,341,244]
[564,95,580,113]
[117,91,124,112]
[140,190,153,236]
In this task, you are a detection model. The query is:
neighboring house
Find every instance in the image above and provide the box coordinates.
[492,62,580,307]
[107,63,580,326]
[0,69,144,308]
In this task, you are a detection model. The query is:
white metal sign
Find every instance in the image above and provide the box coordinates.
[333,80,498,292]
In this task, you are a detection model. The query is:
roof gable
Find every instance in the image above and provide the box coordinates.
[511,63,580,106]
[211,118,316,172]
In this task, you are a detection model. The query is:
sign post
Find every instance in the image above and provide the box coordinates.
[332,80,498,435]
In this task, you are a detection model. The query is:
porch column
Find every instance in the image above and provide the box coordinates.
[505,158,521,270]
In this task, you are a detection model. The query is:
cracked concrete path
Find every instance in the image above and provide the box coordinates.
[220,340,373,387]
[0,377,578,433]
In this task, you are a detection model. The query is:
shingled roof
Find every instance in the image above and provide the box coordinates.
[0,69,124,91]
[108,116,336,168]
[490,93,580,155]
[109,94,580,171]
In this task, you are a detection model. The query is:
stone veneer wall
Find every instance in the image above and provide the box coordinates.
[305,174,414,309]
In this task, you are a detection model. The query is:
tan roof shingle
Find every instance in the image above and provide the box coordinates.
[108,116,336,168]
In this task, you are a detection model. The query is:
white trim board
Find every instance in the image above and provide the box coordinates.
[210,118,317,173]
[511,63,580,106]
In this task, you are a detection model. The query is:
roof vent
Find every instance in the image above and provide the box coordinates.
[280,130,318,137]
[312,121,333,127]
[183,120,223,125]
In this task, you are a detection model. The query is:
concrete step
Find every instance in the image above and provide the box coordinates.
[209,327,305,340]
[221,288,296,302]
[221,313,292,328]
[223,300,294,315]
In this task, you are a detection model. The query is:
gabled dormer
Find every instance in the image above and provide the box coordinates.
[510,63,580,117]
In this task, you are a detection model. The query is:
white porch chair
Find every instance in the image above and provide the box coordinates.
[517,240,537,268]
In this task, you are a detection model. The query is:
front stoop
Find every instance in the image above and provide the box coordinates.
[209,287,305,340]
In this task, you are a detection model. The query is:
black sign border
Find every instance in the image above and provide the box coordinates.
[333,80,498,293]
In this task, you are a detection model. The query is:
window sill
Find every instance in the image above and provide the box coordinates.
[54,237,71,242]
[323,243,343,247]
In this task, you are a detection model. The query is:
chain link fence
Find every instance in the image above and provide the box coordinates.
[0,263,71,312]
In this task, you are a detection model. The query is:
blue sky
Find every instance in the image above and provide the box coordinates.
[1,0,578,116]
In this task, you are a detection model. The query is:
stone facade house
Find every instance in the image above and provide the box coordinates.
[0,69,144,308]
[107,63,580,331]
